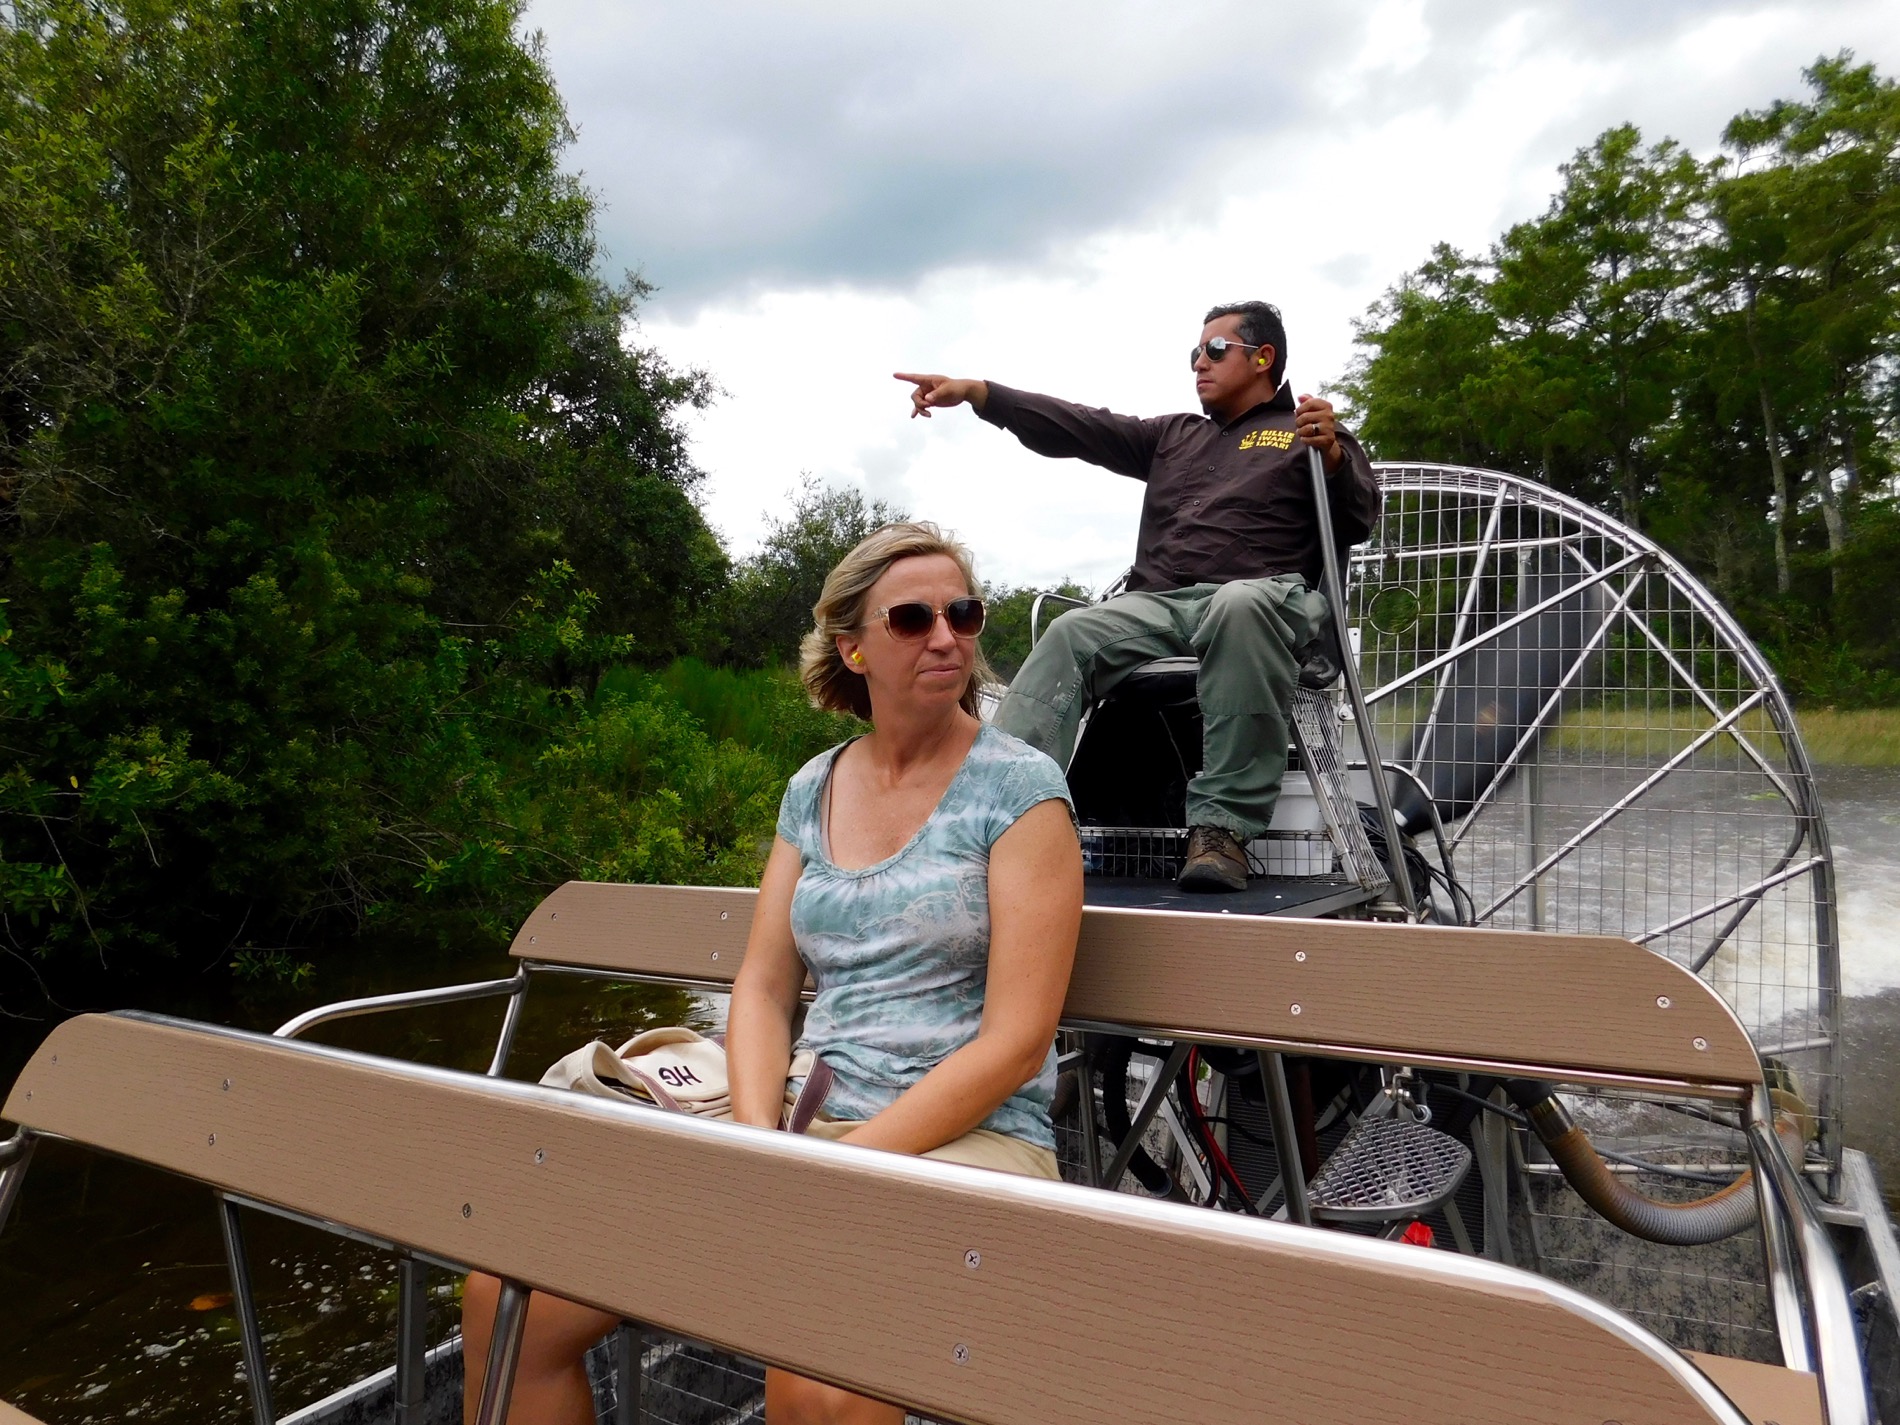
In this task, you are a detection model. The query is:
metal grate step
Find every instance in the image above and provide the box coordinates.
[1309,1116,1473,1222]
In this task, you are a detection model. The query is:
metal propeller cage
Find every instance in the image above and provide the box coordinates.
[1346,463,1841,1359]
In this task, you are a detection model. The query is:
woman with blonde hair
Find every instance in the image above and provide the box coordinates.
[462,522,1082,1424]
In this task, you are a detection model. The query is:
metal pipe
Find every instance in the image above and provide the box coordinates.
[0,1134,36,1236]
[1098,1043,1190,1190]
[1028,591,1091,648]
[1369,760,1472,923]
[1157,1099,1215,1202]
[1693,820,1807,973]
[1070,1041,1104,1189]
[473,1281,532,1425]
[1746,1086,1869,1425]
[1476,1087,1513,1265]
[1511,1089,1777,1246]
[486,977,530,1078]
[1259,1052,1313,1226]
[613,1321,646,1425]
[1633,858,1827,945]
[274,972,526,1040]
[1368,532,1587,562]
[393,1256,429,1424]
[1522,761,1546,930]
[219,1196,277,1425]
[1307,447,1417,916]
[1754,1147,1811,1372]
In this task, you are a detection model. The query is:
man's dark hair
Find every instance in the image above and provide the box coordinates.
[1203,300,1287,386]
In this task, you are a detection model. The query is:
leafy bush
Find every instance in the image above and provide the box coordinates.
[640,659,859,772]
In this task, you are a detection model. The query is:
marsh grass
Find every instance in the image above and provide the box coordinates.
[1791,707,1900,766]
[1541,702,1900,765]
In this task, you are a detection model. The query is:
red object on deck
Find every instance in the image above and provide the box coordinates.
[1400,1221,1436,1248]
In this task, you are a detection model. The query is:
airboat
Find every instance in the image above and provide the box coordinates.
[1,459,1896,1425]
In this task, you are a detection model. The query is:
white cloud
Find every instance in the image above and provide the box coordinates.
[548,0,1900,586]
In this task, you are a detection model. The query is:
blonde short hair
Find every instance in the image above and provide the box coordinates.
[799,521,998,720]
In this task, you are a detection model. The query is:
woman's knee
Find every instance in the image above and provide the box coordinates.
[519,1294,619,1371]
[766,1367,901,1425]
[462,1272,500,1345]
[461,1274,614,1375]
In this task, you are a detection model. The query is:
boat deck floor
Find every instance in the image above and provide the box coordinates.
[1081,875,1378,918]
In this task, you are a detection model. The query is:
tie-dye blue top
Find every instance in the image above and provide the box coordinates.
[776,724,1074,1149]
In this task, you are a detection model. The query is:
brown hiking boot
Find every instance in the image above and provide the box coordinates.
[1178,825,1248,893]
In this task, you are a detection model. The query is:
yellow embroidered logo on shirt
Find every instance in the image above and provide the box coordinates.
[1239,428,1295,451]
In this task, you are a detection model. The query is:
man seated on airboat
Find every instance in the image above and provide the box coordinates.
[897,299,1383,893]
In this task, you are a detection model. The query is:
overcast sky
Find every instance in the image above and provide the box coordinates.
[526,0,1900,590]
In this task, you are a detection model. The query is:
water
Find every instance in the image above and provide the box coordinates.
[1822,765,1900,1214]
[0,933,702,1424]
[1,766,1896,1422]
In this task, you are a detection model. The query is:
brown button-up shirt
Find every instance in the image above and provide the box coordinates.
[979,383,1383,593]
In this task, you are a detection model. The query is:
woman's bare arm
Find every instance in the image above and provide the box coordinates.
[727,837,809,1129]
[839,798,1082,1155]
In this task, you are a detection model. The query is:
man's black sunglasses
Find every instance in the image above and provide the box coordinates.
[873,597,987,640]
[1188,336,1262,369]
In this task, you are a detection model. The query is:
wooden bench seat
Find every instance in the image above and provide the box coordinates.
[508,881,1763,1096]
[492,883,1840,1425]
[1685,1353,1821,1425]
[6,1011,1757,1425]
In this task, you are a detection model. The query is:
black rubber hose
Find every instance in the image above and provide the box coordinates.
[1503,1079,1802,1247]
[1096,1037,1174,1193]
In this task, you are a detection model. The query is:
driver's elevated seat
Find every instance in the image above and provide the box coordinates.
[1061,654,1386,891]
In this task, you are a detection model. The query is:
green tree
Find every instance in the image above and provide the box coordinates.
[1487,126,1707,526]
[1345,59,1900,704]
[1717,55,1900,600]
[980,580,1093,681]
[1340,245,1506,468]
[720,478,906,668]
[0,0,726,971]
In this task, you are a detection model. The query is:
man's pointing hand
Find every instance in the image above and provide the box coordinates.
[895,372,988,419]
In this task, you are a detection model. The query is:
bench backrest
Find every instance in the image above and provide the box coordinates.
[507,881,1761,1095]
[4,1012,1746,1425]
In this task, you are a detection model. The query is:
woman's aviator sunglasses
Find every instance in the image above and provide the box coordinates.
[873,597,987,640]
[1188,336,1262,369]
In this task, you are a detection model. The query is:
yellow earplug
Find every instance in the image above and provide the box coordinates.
[1257,357,1267,366]
[850,651,864,665]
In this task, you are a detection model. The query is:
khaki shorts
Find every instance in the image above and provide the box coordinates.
[804,1117,1060,1180]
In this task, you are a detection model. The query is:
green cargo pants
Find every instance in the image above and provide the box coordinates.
[993,574,1327,840]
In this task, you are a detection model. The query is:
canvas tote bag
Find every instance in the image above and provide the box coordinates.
[541,1026,833,1133]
